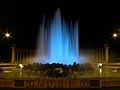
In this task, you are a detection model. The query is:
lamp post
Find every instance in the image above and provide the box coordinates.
[111,28,120,63]
[3,31,12,63]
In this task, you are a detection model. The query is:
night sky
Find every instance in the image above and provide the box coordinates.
[0,0,120,61]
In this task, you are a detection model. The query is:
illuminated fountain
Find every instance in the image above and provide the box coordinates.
[35,8,81,64]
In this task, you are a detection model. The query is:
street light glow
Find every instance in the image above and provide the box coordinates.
[5,33,10,37]
[97,63,102,67]
[3,32,12,39]
[113,33,117,38]
[19,64,24,69]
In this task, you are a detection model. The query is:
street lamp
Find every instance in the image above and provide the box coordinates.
[112,27,120,39]
[5,33,10,37]
[112,33,118,39]
[3,32,12,39]
[19,64,24,69]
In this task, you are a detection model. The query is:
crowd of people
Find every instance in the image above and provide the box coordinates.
[23,62,94,78]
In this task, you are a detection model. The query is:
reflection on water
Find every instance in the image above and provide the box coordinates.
[99,68,102,76]
[79,67,120,78]
[1,66,120,78]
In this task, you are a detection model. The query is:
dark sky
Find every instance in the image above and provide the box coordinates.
[0,0,120,61]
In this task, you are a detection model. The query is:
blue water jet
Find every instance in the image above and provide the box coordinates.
[36,8,79,64]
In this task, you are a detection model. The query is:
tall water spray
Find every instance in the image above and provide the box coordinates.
[36,8,79,64]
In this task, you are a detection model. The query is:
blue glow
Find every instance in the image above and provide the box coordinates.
[36,8,79,64]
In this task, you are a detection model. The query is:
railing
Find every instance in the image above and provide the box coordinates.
[0,77,120,88]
